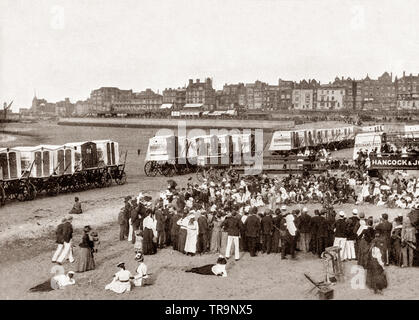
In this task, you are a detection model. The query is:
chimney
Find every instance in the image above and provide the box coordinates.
[342,76,344,81]
[403,71,406,77]
[189,79,193,85]
[196,79,200,83]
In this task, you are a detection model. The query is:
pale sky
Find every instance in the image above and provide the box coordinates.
[1,0,419,112]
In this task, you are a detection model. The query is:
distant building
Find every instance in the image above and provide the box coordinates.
[74,100,91,116]
[395,71,419,109]
[292,89,314,110]
[277,79,294,110]
[245,81,268,110]
[292,79,320,110]
[55,98,75,117]
[31,96,56,115]
[316,86,345,110]
[219,83,246,109]
[186,78,216,108]
[359,72,396,110]
[90,87,133,115]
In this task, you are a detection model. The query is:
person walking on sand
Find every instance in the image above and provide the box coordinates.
[52,218,66,263]
[56,216,74,264]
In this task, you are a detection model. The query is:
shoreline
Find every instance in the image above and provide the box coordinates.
[58,117,296,131]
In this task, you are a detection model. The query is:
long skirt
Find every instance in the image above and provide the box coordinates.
[142,228,156,255]
[185,264,215,275]
[76,247,95,272]
[210,229,222,253]
[366,260,388,291]
[177,228,187,253]
[357,239,370,268]
[220,232,228,255]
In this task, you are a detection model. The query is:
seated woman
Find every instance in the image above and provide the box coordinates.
[133,253,151,287]
[105,262,132,294]
[69,197,82,214]
[185,256,227,277]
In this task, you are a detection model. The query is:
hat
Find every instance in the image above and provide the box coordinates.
[117,262,125,268]
[125,196,132,201]
[135,253,144,262]
[359,212,365,218]
[280,205,287,211]
[66,216,73,221]
[352,209,358,215]
[67,271,75,276]
[339,211,345,217]
[83,225,92,232]
[302,207,308,213]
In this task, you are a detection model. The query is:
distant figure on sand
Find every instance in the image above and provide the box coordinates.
[69,197,82,214]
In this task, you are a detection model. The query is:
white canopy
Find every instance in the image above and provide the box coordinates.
[183,103,204,108]
[160,103,173,109]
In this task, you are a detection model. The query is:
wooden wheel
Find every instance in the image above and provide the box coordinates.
[144,161,158,177]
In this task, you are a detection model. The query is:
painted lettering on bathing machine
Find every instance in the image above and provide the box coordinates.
[369,156,419,170]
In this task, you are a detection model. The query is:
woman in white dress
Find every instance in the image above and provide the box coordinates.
[133,253,150,287]
[184,216,199,256]
[105,262,132,294]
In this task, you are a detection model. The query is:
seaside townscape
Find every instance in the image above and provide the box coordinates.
[1,0,419,305]
[7,71,419,121]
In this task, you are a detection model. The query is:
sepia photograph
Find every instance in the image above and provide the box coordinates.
[1,0,419,308]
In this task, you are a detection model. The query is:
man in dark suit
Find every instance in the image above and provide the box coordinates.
[261,210,273,254]
[375,213,393,265]
[52,218,66,263]
[311,210,328,257]
[221,210,242,260]
[296,207,312,253]
[118,207,128,241]
[197,210,210,254]
[56,216,74,264]
[244,207,261,257]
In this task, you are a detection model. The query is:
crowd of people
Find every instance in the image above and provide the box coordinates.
[38,169,418,295]
[114,173,418,295]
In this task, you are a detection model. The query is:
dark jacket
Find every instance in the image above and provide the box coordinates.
[311,215,328,238]
[334,219,347,238]
[222,216,241,236]
[170,214,182,235]
[62,221,73,243]
[155,210,165,232]
[244,215,261,237]
[55,223,64,244]
[346,216,359,240]
[198,215,209,235]
[297,212,312,233]
[261,215,273,235]
[118,209,127,225]
[375,221,392,245]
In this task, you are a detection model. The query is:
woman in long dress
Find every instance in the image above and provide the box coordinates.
[356,220,374,268]
[185,217,199,256]
[209,214,222,253]
[365,246,388,294]
[185,256,227,277]
[76,226,95,272]
[142,210,157,255]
